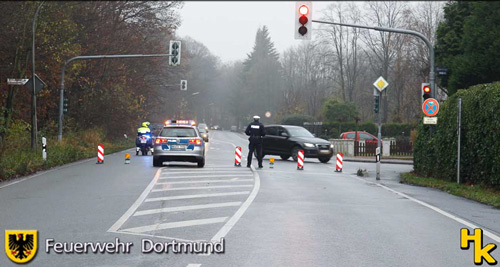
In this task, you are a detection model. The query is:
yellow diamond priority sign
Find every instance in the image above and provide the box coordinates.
[373,76,389,92]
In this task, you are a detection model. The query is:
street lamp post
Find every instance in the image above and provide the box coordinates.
[31,1,45,149]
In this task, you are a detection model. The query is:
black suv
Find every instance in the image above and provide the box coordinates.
[258,125,334,163]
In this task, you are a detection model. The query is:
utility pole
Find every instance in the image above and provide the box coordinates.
[457,97,462,184]
[31,1,44,149]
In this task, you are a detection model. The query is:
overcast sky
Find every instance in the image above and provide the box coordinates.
[176,1,339,63]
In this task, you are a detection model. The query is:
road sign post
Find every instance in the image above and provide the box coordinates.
[372,76,388,181]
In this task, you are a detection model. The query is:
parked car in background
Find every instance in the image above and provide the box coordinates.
[260,125,334,163]
[340,131,378,144]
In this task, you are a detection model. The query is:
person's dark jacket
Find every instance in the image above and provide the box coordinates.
[245,121,266,143]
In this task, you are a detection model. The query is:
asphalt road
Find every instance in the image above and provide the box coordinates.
[1,130,499,266]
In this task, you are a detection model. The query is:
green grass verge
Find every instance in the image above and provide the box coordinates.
[0,132,134,182]
[400,172,500,208]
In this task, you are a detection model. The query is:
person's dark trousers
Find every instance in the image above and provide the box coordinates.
[247,142,263,167]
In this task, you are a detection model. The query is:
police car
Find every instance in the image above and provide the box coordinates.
[153,120,205,167]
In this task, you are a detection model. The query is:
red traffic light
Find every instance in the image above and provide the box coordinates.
[299,5,309,15]
[423,86,431,93]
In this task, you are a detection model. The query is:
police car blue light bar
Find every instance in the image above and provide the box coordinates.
[165,120,196,126]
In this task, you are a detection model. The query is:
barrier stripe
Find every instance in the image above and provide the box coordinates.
[297,150,304,169]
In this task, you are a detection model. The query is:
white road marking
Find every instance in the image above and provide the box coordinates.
[161,170,252,175]
[351,175,500,244]
[211,165,261,242]
[134,202,242,216]
[186,264,202,267]
[256,170,336,176]
[151,185,254,192]
[120,217,228,233]
[162,166,245,171]
[145,191,250,202]
[159,174,254,179]
[107,168,162,232]
[156,179,253,185]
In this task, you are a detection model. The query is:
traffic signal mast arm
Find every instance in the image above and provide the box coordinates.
[58,53,174,141]
[311,19,435,99]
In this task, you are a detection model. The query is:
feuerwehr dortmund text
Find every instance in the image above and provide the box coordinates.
[45,238,225,254]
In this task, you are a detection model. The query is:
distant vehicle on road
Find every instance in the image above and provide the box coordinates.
[260,125,334,163]
[340,131,378,144]
[199,127,209,142]
[230,125,238,132]
[153,120,205,167]
[198,123,208,132]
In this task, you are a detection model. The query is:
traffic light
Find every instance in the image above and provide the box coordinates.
[169,40,181,66]
[63,98,68,114]
[374,95,380,113]
[422,83,431,104]
[295,2,312,40]
[180,80,187,91]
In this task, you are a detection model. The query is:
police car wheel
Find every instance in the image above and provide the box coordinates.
[197,158,205,168]
[153,156,162,167]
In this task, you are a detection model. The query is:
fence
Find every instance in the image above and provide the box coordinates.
[389,140,413,156]
[330,139,412,157]
[355,141,378,156]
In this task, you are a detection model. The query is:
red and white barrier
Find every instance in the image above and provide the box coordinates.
[97,144,104,164]
[336,152,343,172]
[297,149,304,170]
[234,146,242,167]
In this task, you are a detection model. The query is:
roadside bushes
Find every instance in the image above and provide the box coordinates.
[414,82,500,188]
[0,126,134,181]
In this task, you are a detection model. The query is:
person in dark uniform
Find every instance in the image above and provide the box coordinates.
[245,115,266,168]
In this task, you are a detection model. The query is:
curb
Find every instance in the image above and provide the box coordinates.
[343,158,413,165]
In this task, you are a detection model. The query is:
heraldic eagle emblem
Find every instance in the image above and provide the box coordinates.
[5,230,38,263]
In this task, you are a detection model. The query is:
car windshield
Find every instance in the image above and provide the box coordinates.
[199,128,206,133]
[160,127,197,137]
[287,127,314,138]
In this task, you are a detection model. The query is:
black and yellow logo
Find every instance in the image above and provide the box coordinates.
[5,230,37,264]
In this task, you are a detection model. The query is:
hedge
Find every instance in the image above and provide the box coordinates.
[413,82,500,188]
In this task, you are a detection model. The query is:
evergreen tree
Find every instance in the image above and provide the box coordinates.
[436,2,500,95]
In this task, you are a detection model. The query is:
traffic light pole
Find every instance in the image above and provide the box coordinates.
[58,53,171,141]
[312,20,435,98]
[376,91,382,180]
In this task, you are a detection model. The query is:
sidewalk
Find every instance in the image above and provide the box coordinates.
[343,156,413,165]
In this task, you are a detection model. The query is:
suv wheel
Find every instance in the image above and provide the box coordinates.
[291,147,301,162]
[318,157,331,163]
[280,155,290,161]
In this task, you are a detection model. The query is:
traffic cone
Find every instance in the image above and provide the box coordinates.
[269,157,275,168]
[125,153,131,164]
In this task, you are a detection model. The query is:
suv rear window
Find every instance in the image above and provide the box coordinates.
[265,126,278,136]
[160,127,197,137]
